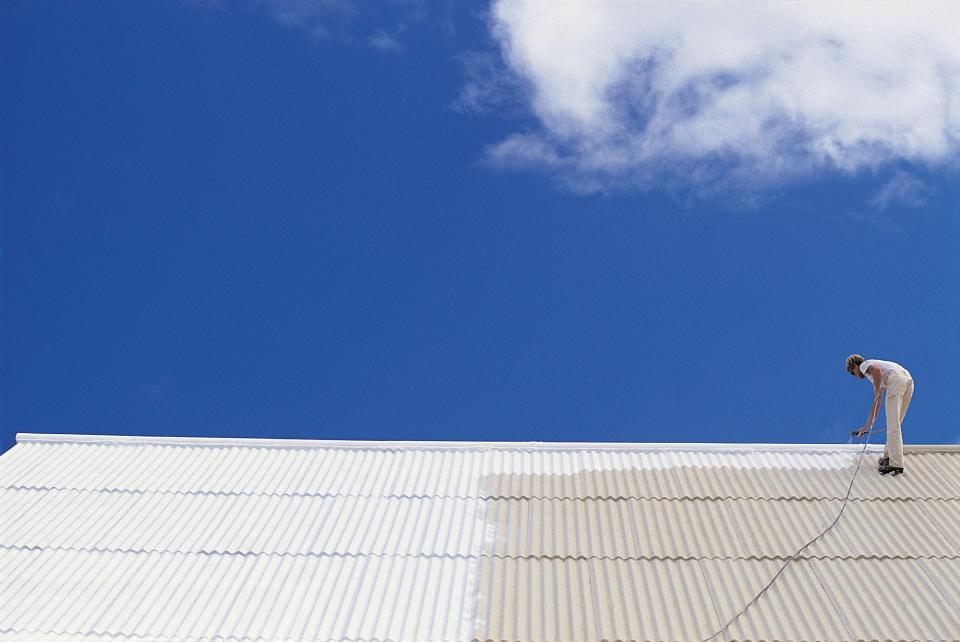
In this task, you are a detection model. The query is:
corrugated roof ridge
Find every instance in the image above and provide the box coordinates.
[0,629,950,642]
[16,432,960,452]
[3,543,957,562]
[6,484,959,501]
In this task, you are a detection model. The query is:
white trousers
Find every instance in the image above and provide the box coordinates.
[883,370,914,468]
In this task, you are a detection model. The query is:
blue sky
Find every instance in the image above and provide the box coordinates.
[2,1,958,453]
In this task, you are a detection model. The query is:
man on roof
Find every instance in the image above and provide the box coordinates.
[846,355,914,475]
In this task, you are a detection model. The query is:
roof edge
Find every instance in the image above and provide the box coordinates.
[14,432,960,453]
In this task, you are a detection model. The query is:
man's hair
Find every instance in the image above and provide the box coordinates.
[845,354,865,374]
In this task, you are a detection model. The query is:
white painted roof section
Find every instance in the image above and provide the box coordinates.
[1,433,959,642]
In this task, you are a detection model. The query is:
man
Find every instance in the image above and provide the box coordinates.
[846,354,914,475]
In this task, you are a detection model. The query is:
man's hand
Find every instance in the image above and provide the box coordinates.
[850,427,869,437]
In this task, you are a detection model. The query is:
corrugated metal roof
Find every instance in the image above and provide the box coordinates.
[1,433,958,642]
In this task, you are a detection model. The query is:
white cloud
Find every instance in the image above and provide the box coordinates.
[484,1,960,194]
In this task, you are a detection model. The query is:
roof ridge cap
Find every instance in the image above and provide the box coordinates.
[15,432,960,453]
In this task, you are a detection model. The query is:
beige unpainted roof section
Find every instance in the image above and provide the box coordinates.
[1,432,959,642]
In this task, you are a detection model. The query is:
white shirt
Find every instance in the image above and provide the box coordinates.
[859,359,908,387]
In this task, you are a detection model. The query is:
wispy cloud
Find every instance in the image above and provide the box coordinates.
[452,50,527,116]
[477,1,960,195]
[136,374,178,401]
[870,171,930,210]
[253,0,357,41]
[842,170,933,231]
[198,0,429,51]
[366,28,403,53]
[46,192,77,213]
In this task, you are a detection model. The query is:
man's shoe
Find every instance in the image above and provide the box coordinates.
[878,464,904,475]
[878,457,889,467]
